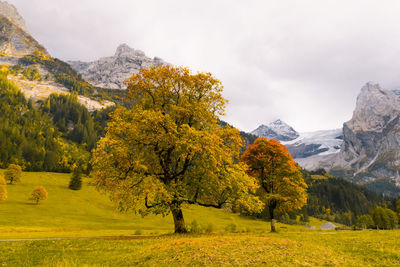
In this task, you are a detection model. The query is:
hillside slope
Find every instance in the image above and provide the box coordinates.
[0,170,271,235]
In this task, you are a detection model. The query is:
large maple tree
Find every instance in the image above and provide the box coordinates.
[91,66,262,233]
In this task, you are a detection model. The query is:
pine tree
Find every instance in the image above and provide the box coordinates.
[69,168,82,190]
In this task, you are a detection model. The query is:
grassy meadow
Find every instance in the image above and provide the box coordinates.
[1,170,400,266]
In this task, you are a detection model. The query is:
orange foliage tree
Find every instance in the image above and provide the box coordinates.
[241,138,307,232]
[91,66,262,233]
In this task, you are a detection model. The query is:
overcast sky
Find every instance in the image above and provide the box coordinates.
[7,0,400,132]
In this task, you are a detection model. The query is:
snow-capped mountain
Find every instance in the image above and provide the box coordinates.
[283,129,343,158]
[251,119,299,141]
[250,120,343,164]
[251,119,342,157]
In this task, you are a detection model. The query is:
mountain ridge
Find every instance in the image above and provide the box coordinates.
[68,43,166,89]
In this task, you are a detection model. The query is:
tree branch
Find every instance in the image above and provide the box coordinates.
[144,195,163,209]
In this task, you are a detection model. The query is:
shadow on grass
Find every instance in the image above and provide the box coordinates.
[24,202,40,206]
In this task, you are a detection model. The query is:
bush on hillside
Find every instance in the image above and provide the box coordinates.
[371,206,398,229]
[5,164,22,184]
[356,214,374,229]
[29,186,48,205]
[0,175,6,185]
[0,185,7,200]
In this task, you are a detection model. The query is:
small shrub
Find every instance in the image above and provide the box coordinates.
[134,229,143,235]
[225,223,237,233]
[190,220,202,233]
[371,206,398,229]
[299,213,309,223]
[205,223,214,233]
[0,185,7,200]
[278,212,297,225]
[29,186,48,204]
[356,214,374,229]
[0,175,6,185]
[5,164,22,184]
[22,67,42,81]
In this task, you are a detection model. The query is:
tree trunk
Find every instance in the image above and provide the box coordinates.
[171,207,188,233]
[269,202,276,232]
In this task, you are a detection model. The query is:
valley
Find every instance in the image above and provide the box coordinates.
[1,1,400,266]
[0,170,399,266]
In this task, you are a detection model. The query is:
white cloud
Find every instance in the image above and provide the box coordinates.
[7,0,400,132]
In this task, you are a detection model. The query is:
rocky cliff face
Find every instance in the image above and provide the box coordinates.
[0,1,48,57]
[68,44,166,89]
[0,1,27,32]
[327,82,400,195]
[0,1,111,111]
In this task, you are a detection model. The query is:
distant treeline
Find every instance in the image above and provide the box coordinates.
[248,168,393,226]
[0,72,121,172]
[302,169,391,225]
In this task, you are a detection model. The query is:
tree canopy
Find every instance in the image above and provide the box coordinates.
[29,185,48,205]
[91,66,262,233]
[0,185,6,201]
[5,164,22,185]
[0,73,88,172]
[241,138,307,232]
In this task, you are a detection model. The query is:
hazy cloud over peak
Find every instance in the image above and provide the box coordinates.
[6,0,400,132]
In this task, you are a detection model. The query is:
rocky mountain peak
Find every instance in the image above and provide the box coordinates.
[346,82,400,132]
[251,119,299,141]
[0,1,28,32]
[0,1,48,58]
[69,44,166,89]
[114,43,145,58]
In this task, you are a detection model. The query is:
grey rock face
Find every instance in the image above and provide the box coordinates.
[251,119,299,141]
[0,1,28,32]
[327,82,400,194]
[287,143,329,158]
[0,1,48,57]
[68,44,167,89]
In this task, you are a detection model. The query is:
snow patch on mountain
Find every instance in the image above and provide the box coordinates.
[283,128,343,157]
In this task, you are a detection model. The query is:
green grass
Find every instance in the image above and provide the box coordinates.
[0,170,278,238]
[1,170,399,266]
[1,231,400,266]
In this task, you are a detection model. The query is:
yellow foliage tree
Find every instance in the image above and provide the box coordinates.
[0,174,6,185]
[91,66,262,233]
[29,186,48,205]
[5,164,22,184]
[241,138,307,232]
[0,185,6,201]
